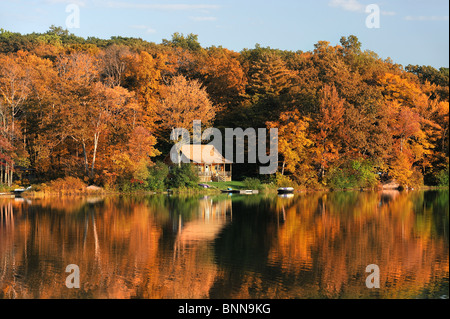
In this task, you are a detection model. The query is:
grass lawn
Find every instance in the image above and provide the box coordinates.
[206,181,246,190]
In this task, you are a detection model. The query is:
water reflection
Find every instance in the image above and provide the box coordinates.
[0,191,448,299]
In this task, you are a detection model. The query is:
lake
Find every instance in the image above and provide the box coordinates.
[0,190,448,299]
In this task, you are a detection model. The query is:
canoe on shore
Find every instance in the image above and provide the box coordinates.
[221,189,240,194]
[13,186,32,195]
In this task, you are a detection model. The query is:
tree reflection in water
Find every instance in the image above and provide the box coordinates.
[0,191,448,299]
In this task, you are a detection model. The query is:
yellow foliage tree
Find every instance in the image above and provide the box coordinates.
[267,109,316,186]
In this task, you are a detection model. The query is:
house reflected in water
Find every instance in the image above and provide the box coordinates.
[174,197,232,250]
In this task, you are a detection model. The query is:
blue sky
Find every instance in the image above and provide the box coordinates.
[1,0,448,68]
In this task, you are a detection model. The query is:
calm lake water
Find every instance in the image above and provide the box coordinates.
[0,190,448,299]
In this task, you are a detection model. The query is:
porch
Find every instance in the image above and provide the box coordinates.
[198,172,232,183]
[196,164,232,182]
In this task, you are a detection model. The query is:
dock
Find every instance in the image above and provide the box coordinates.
[0,193,15,198]
[221,189,259,195]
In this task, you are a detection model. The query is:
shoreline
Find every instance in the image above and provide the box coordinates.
[1,185,446,199]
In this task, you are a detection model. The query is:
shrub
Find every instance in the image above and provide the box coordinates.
[437,167,449,187]
[243,177,262,190]
[409,168,424,188]
[101,171,118,191]
[275,173,296,187]
[133,158,151,181]
[146,161,169,191]
[167,164,199,189]
[327,159,379,189]
[48,176,87,194]
[118,178,147,192]
[0,184,12,192]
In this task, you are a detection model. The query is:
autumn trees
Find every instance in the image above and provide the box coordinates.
[260,36,448,188]
[156,75,215,134]
[267,110,313,185]
[52,51,160,186]
[0,31,219,188]
[0,28,448,189]
[0,51,51,186]
[0,44,161,187]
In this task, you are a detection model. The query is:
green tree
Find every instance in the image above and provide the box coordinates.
[167,164,199,188]
[162,33,202,52]
[246,51,294,99]
[146,161,169,191]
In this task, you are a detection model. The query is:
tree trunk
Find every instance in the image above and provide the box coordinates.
[319,163,325,182]
[91,133,99,178]
[82,140,89,175]
[9,163,13,186]
[11,107,15,143]
[23,118,27,151]
[5,163,12,187]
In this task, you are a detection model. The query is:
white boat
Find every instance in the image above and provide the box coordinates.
[13,186,32,194]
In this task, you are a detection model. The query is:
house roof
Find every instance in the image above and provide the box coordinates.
[180,145,232,164]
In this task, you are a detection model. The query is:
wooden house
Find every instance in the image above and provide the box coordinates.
[168,145,232,182]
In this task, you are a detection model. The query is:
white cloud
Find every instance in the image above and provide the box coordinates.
[329,0,364,12]
[45,0,86,6]
[404,15,449,21]
[189,16,217,22]
[329,0,396,16]
[130,25,157,33]
[105,1,220,11]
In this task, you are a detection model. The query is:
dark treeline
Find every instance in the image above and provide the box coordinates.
[0,26,448,190]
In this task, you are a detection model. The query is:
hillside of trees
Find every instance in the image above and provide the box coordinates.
[0,26,448,190]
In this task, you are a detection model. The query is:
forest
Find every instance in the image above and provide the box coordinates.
[0,26,448,191]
